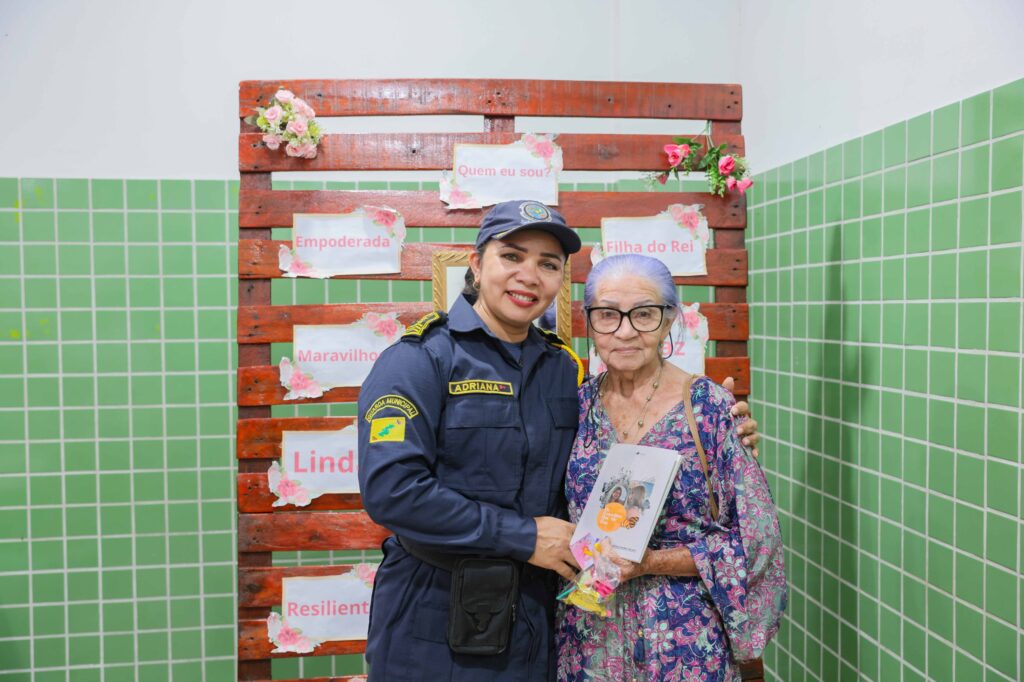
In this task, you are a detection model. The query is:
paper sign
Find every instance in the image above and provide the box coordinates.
[279,313,404,400]
[439,134,561,208]
[589,302,708,376]
[267,427,359,506]
[279,207,405,277]
[268,566,378,653]
[600,204,709,276]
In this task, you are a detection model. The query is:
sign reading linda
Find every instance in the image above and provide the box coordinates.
[279,313,404,400]
[267,427,359,507]
[267,567,378,653]
[439,134,562,209]
[601,204,710,276]
[279,207,406,277]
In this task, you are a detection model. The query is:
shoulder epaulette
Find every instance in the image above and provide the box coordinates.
[540,329,585,387]
[402,310,447,342]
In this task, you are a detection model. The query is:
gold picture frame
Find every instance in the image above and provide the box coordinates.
[430,248,573,342]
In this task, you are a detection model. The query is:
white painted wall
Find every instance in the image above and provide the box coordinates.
[1,0,1021,178]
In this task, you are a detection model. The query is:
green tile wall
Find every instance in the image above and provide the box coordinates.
[0,174,716,680]
[749,78,1024,681]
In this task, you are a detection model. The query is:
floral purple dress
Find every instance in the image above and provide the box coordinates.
[556,376,787,682]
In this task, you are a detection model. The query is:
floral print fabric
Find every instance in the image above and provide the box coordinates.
[556,376,787,682]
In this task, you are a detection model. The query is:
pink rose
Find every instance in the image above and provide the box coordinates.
[289,369,313,392]
[663,144,683,167]
[372,317,400,340]
[276,476,303,499]
[286,117,308,136]
[263,105,283,124]
[737,178,753,194]
[301,143,317,159]
[679,143,691,158]
[275,624,303,648]
[657,173,668,185]
[372,209,397,228]
[293,98,316,119]
[725,176,737,190]
[683,309,701,330]
[718,155,736,176]
[262,133,282,150]
[274,89,295,104]
[533,139,555,160]
[354,564,378,585]
[680,211,700,229]
[285,142,317,159]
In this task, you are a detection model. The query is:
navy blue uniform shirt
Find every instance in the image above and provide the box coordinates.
[357,294,581,681]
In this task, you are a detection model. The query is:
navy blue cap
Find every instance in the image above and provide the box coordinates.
[475,200,581,255]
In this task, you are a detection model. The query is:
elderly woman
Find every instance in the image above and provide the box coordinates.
[556,254,787,682]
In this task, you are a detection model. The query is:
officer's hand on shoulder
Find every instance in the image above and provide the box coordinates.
[722,375,761,459]
[528,516,579,581]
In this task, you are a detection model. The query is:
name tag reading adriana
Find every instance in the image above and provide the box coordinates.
[439,134,562,209]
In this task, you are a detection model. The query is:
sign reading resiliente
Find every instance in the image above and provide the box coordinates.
[278,313,404,400]
[274,568,377,651]
[601,204,710,276]
[440,134,562,209]
[278,207,406,277]
[267,427,359,507]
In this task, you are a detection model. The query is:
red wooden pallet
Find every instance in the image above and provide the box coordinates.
[236,78,758,682]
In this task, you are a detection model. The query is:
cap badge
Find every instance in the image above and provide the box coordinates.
[519,201,551,222]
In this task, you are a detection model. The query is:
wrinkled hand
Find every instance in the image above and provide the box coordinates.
[609,549,647,584]
[722,376,760,459]
[528,516,579,580]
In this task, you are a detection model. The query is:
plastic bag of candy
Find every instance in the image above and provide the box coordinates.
[556,534,622,617]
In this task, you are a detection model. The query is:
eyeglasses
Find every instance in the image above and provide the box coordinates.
[585,305,670,334]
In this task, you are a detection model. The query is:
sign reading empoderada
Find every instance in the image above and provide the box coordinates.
[439,134,562,209]
[278,313,404,400]
[600,204,710,276]
[589,302,710,376]
[267,567,378,654]
[278,207,406,277]
[267,427,359,507]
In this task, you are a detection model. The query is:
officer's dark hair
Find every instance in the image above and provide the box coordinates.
[460,244,487,303]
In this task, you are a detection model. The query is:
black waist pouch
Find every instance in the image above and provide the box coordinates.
[447,557,520,655]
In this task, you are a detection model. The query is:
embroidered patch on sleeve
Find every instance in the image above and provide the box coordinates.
[448,380,514,396]
[369,417,406,443]
[364,394,420,421]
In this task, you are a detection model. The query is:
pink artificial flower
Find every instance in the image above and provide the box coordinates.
[274,89,296,104]
[657,173,669,185]
[262,134,282,151]
[275,624,304,649]
[533,139,555,160]
[737,178,754,194]
[263,105,283,125]
[301,143,317,159]
[293,98,316,119]
[285,142,302,158]
[275,476,300,498]
[725,176,737,190]
[284,142,316,159]
[664,144,684,167]
[354,564,378,585]
[683,308,701,330]
[718,155,736,176]
[286,117,308,137]
[289,369,314,392]
[372,209,397,228]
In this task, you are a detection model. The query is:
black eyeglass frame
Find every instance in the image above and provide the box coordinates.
[584,304,672,334]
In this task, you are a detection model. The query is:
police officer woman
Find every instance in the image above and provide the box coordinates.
[357,200,585,680]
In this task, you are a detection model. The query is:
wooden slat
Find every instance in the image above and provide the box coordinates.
[239,619,366,660]
[239,565,360,607]
[238,417,355,459]
[238,474,363,513]
[569,302,746,339]
[238,190,746,229]
[239,132,743,172]
[239,241,746,286]
[239,79,742,121]
[238,512,390,552]
[238,303,433,343]
[251,677,365,682]
[238,357,749,406]
[238,301,746,344]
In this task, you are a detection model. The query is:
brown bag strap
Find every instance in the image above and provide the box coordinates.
[682,374,719,521]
